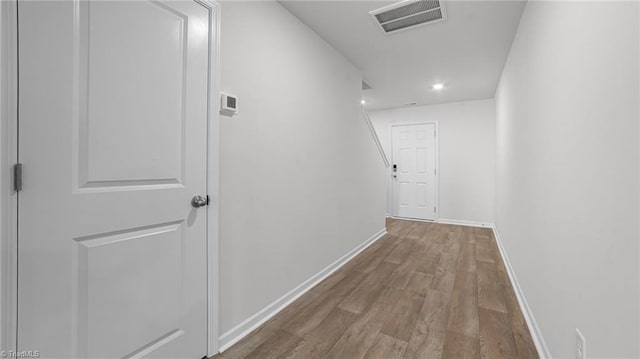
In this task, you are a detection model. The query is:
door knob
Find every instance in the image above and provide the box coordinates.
[191,195,208,208]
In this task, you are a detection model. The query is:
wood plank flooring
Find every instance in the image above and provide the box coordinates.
[212,218,538,359]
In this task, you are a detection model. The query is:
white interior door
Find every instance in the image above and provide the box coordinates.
[17,1,211,357]
[392,124,437,220]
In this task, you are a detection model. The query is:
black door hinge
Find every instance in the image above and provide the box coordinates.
[13,163,22,192]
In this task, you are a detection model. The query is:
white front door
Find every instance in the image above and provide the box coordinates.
[17,1,211,357]
[391,124,437,220]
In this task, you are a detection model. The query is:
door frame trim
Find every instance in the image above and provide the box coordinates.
[0,0,221,355]
[389,122,440,221]
[199,0,221,355]
[0,0,19,353]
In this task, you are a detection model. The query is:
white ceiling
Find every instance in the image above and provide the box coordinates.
[280,0,527,110]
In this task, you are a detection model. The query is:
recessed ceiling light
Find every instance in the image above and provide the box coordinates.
[432,83,444,91]
[361,99,367,104]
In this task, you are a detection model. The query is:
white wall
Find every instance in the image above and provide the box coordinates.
[495,1,639,357]
[369,99,495,225]
[219,0,387,338]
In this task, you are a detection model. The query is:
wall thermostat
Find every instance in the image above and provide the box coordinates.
[220,92,238,116]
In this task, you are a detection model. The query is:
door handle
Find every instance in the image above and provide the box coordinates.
[191,195,208,208]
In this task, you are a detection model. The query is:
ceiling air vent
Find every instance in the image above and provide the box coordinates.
[370,0,446,34]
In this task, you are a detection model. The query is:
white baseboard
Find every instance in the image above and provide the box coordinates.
[217,227,388,353]
[388,216,435,223]
[491,225,552,359]
[438,218,494,228]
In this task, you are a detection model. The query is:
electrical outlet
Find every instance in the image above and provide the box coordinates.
[575,328,586,359]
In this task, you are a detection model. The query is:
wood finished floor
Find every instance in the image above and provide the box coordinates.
[212,218,539,359]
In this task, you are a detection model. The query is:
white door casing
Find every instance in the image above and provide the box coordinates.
[391,123,437,220]
[17,1,212,357]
